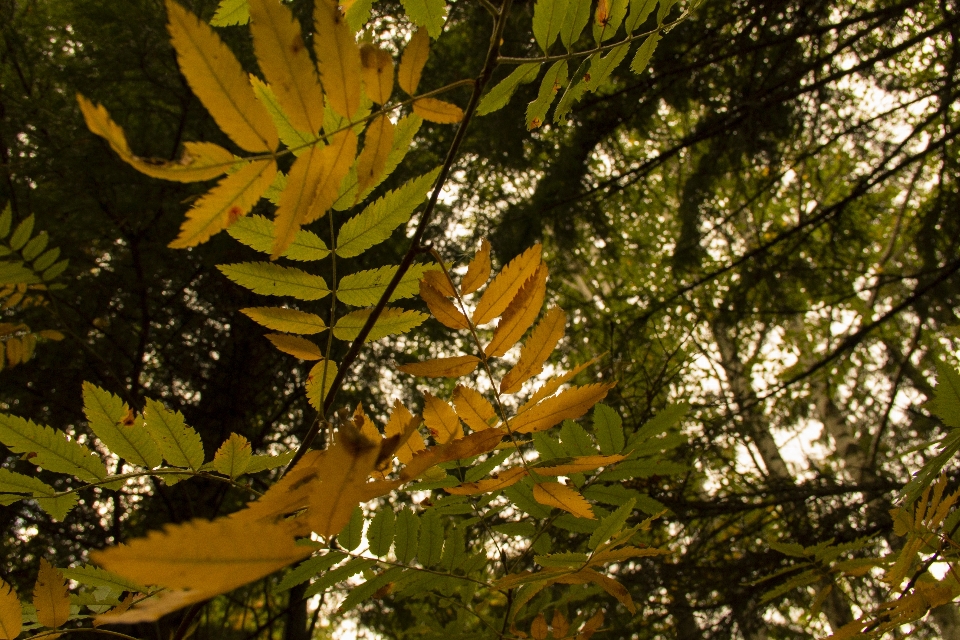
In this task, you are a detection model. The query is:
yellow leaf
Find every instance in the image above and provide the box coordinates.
[445,466,528,495]
[360,44,394,105]
[33,559,70,629]
[383,400,424,464]
[420,280,470,330]
[536,454,625,476]
[579,611,605,640]
[413,97,464,123]
[532,482,595,519]
[168,159,278,248]
[314,0,363,119]
[266,333,324,359]
[485,263,547,357]
[355,115,395,197]
[590,546,664,565]
[501,307,566,394]
[241,307,327,334]
[423,269,455,296]
[452,385,497,432]
[271,144,327,257]
[517,357,599,414]
[512,383,615,434]
[95,589,206,625]
[78,95,235,182]
[398,355,480,378]
[235,449,324,527]
[305,428,382,538]
[422,392,462,443]
[350,403,381,443]
[310,129,358,222]
[398,29,430,95]
[165,0,278,152]
[400,428,507,481]
[473,244,542,325]
[552,610,569,638]
[249,0,325,135]
[0,578,21,640]
[531,613,548,640]
[556,569,635,613]
[91,517,311,601]
[213,433,253,479]
[461,238,491,295]
[307,359,338,410]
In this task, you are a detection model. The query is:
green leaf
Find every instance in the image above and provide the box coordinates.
[42,259,69,281]
[218,262,331,300]
[213,433,252,479]
[533,0,571,53]
[337,263,441,307]
[345,0,375,31]
[624,0,657,32]
[400,0,447,38]
[244,450,296,474]
[593,403,624,455]
[532,432,567,461]
[418,509,444,567]
[588,498,635,549]
[0,413,107,483]
[535,552,588,568]
[367,508,396,557]
[931,360,960,428]
[584,42,631,92]
[336,168,441,258]
[395,508,420,563]
[630,32,661,74]
[0,468,57,496]
[901,430,960,505]
[440,525,466,571]
[553,513,600,533]
[627,403,689,449]
[464,449,512,483]
[559,420,597,457]
[275,551,347,593]
[143,399,205,471]
[493,522,537,537]
[227,214,330,261]
[332,308,427,342]
[339,506,365,551]
[60,565,147,595]
[657,0,679,24]
[32,247,61,272]
[82,382,162,468]
[597,459,687,481]
[0,261,40,286]
[21,231,48,261]
[504,478,552,518]
[251,77,319,152]
[581,483,640,505]
[477,63,541,116]
[593,0,628,42]
[9,214,34,251]
[526,61,568,129]
[210,0,250,26]
[36,493,79,521]
[338,567,405,614]
[0,203,11,238]
[559,0,592,50]
[553,60,589,122]
[304,557,377,598]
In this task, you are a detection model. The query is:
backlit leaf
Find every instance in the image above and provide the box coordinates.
[532,481,594,519]
[394,508,420,563]
[249,0,325,134]
[398,29,430,95]
[355,116,396,198]
[401,0,447,38]
[166,0,278,152]
[353,114,423,204]
[275,551,347,592]
[422,393,462,444]
[420,280,470,329]
[398,355,480,378]
[588,498,635,550]
[383,400,424,464]
[332,308,427,341]
[461,238,492,295]
[33,559,69,629]
[593,402,624,455]
[477,63,541,116]
[593,0,627,42]
[169,158,277,249]
[360,45,394,105]
[60,565,147,595]
[227,214,330,261]
[473,244,542,325]
[251,77,317,154]
[267,333,324,359]
[211,0,250,26]
[559,0,591,49]
[485,263,547,357]
[501,307,566,394]
[218,262,331,300]
[452,385,497,432]
[630,32,661,74]
[143,399,205,471]
[241,307,327,334]
[931,360,960,428]
[560,419,597,456]
[533,0,571,52]
[445,466,528,495]
[82,382,162,468]
[413,98,464,123]
[0,579,21,640]
[214,433,253,478]
[313,129,360,223]
[0,413,107,483]
[305,429,381,538]
[517,357,599,414]
[245,450,296,474]
[367,507,395,556]
[338,263,441,307]
[512,383,616,434]
[271,145,327,257]
[527,61,567,129]
[536,454,625,476]
[423,269,456,296]
[556,569,634,612]
[314,0,363,118]
[418,509,444,566]
[400,428,506,481]
[585,43,630,91]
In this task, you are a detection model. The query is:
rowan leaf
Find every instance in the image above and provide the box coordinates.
[460,238,492,295]
[400,428,506,481]
[211,0,250,26]
[250,77,317,154]
[218,262,331,300]
[533,0,571,53]
[353,113,423,204]
[398,29,430,95]
[536,454,625,476]
[592,0,627,42]
[452,385,497,432]
[398,355,480,378]
[0,468,57,501]
[418,510,444,566]
[314,0,363,118]
[527,61,567,129]
[305,429,382,538]
[0,413,107,483]
[501,307,566,394]
[585,43,630,91]
[593,403,624,455]
[477,63,541,116]
[383,400,424,464]
[485,263,547,357]
[504,478,553,518]
[266,333,324,359]
[353,117,395,199]
[336,168,440,258]
[517,358,600,414]
[532,481,594,519]
[82,382,162,468]
[512,383,615,434]
[249,0,324,135]
[401,0,447,38]
[360,45,394,105]
[931,360,960,428]
[445,466,528,495]
[245,451,296,474]
[169,158,277,249]
[33,559,69,629]
[271,145,328,257]
[213,433,252,479]
[422,392,463,444]
[624,0,657,32]
[143,399,204,471]
[630,32,661,74]
[307,359,338,411]
[560,419,597,456]
[339,566,404,614]
[60,565,147,597]
[241,307,327,334]
[413,97,464,123]
[338,507,364,551]
[657,0,679,24]
[473,244,542,325]
[78,95,235,182]
[338,263,439,307]
[420,280,470,329]
[556,569,634,612]
[165,0,277,152]
[0,580,21,640]
[367,508,396,557]
[275,551,347,592]
[304,557,376,598]
[394,508,420,563]
[559,0,592,49]
[332,308,428,342]
[227,214,330,261]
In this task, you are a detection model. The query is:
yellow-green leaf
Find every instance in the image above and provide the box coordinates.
[33,559,69,629]
[165,0,278,152]
[360,45,394,105]
[0,578,21,640]
[227,214,330,261]
[214,433,253,479]
[307,359,339,411]
[241,307,327,334]
[83,382,163,468]
[536,454,626,476]
[250,77,318,153]
[314,0,363,119]
[211,0,250,26]
[266,333,324,360]
[338,263,439,307]
[400,0,447,38]
[143,399,205,471]
[398,29,430,95]
[445,466,528,495]
[218,262,331,300]
[332,308,427,342]
[0,413,107,483]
